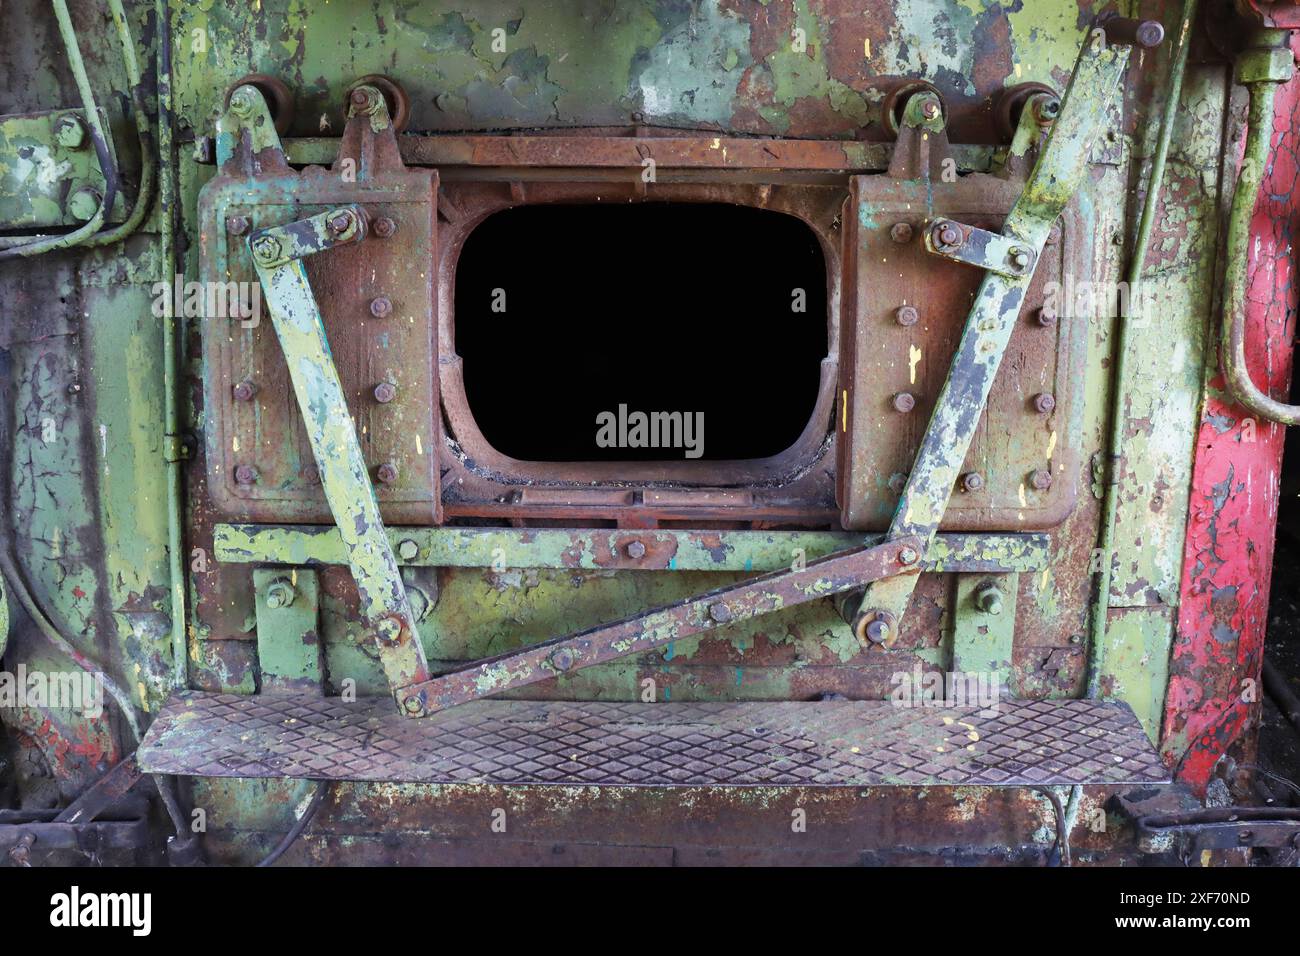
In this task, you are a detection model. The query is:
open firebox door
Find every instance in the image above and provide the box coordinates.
[136,19,1170,791]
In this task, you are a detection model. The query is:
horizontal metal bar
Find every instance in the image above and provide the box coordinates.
[213,524,1050,574]
[273,135,998,175]
[396,536,924,715]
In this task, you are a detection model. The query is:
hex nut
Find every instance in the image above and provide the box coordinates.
[890,222,914,244]
[376,462,399,484]
[895,305,919,327]
[961,472,985,493]
[1029,468,1053,491]
[54,114,86,149]
[1033,393,1057,414]
[369,296,393,319]
[372,217,396,238]
[625,540,647,559]
[892,392,916,413]
[397,539,420,561]
[373,382,397,404]
[234,464,258,485]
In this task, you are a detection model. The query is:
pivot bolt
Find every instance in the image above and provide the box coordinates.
[372,217,396,238]
[228,87,258,117]
[921,98,941,120]
[932,220,964,252]
[232,380,257,402]
[974,582,1004,615]
[54,114,86,149]
[401,696,424,715]
[889,222,914,244]
[961,472,985,493]
[327,210,356,236]
[376,462,399,484]
[895,305,919,327]
[1033,392,1056,414]
[234,464,258,485]
[1008,247,1033,272]
[225,215,251,236]
[625,540,647,559]
[892,392,916,413]
[250,235,282,264]
[898,547,920,566]
[373,382,397,404]
[397,539,420,561]
[862,614,893,645]
[369,296,393,318]
[265,579,296,609]
[549,647,576,672]
[1029,468,1053,491]
[375,617,403,645]
[709,603,733,624]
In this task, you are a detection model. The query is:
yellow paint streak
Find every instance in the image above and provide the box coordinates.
[1046,430,1057,459]
[1018,483,1027,507]
[908,345,922,384]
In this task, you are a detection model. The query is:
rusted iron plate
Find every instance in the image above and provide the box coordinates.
[199,93,441,525]
[212,524,1050,573]
[837,175,1083,532]
[139,692,1168,787]
[395,536,924,715]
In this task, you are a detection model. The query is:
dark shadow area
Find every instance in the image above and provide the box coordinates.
[454,203,828,462]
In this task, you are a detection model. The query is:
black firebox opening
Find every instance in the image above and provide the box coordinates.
[454,202,828,463]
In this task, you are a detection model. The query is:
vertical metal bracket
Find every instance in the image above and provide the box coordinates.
[845,23,1148,647]
[950,573,1018,695]
[253,568,324,694]
[225,84,435,706]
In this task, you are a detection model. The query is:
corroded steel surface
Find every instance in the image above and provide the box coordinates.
[139,692,1169,787]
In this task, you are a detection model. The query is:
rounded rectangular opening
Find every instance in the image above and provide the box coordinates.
[453,202,829,464]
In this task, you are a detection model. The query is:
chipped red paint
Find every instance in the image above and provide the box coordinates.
[1163,32,1300,794]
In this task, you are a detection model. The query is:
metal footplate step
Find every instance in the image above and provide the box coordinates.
[138,693,1169,788]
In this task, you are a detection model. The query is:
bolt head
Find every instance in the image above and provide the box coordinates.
[975,583,1004,615]
[892,392,916,414]
[625,540,647,559]
[1033,393,1056,414]
[327,211,355,236]
[401,696,425,715]
[1029,468,1053,491]
[226,215,250,236]
[250,235,282,263]
[374,382,397,404]
[550,648,577,672]
[889,222,914,244]
[1009,248,1033,270]
[229,87,258,116]
[709,603,733,624]
[1036,306,1058,327]
[397,539,420,561]
[895,305,919,327]
[898,547,920,566]
[369,296,393,319]
[933,220,963,250]
[961,472,985,493]
[232,380,257,402]
[887,473,908,494]
[373,217,396,238]
[375,617,403,645]
[54,114,86,149]
[302,463,321,484]
[864,619,891,644]
[350,88,372,110]
[265,580,296,609]
[234,464,258,485]
[67,187,101,222]
[376,462,399,484]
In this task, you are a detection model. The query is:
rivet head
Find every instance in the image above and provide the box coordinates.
[369,296,393,318]
[232,380,257,402]
[549,647,577,672]
[372,217,396,238]
[625,540,647,559]
[376,462,399,484]
[894,305,919,327]
[889,222,914,244]
[225,215,250,236]
[961,472,985,493]
[892,392,916,413]
[373,382,397,404]
[709,603,733,624]
[397,539,420,561]
[1033,392,1056,414]
[234,464,258,485]
[1029,468,1053,491]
